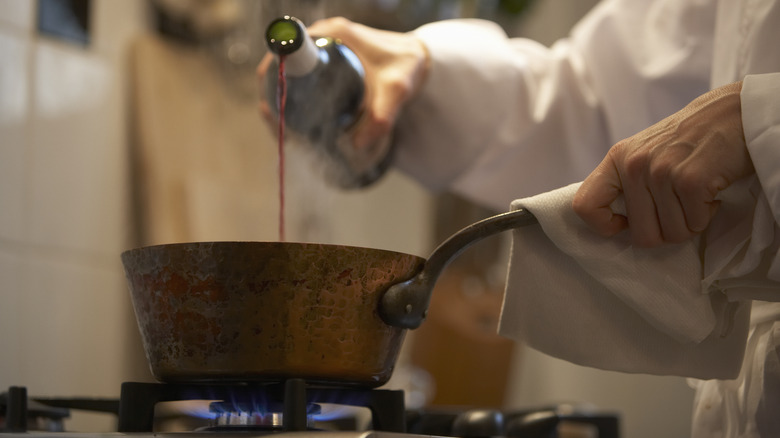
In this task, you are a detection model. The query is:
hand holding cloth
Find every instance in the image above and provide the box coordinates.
[500,179,779,379]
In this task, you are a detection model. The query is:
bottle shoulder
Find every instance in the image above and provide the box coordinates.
[332,41,365,78]
[265,37,365,132]
[281,39,364,83]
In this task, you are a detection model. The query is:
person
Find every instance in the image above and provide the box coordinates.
[257,0,780,436]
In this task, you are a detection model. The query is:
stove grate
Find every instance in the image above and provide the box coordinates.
[118,379,406,433]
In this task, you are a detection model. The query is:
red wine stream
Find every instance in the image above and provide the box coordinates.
[277,55,287,242]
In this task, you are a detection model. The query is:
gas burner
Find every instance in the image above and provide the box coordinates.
[117,379,406,433]
[206,400,322,430]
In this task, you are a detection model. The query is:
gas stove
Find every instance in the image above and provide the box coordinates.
[1,381,619,437]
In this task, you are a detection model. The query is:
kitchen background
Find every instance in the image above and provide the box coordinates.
[0,1,695,437]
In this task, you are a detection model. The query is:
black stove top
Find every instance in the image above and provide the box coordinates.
[1,382,619,438]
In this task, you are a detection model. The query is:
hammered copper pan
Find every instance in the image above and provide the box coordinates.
[121,209,537,387]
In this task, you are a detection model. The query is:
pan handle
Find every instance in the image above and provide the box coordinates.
[379,208,538,329]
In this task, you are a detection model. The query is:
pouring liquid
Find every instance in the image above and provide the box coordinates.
[266,16,371,242]
[276,55,287,242]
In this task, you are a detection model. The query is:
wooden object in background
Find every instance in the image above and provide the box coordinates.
[410,269,515,408]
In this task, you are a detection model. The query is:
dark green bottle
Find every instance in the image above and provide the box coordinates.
[265,16,392,188]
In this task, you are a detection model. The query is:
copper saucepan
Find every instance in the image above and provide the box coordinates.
[121,209,537,387]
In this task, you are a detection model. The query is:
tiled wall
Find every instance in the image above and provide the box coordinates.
[0,0,149,431]
[0,1,435,432]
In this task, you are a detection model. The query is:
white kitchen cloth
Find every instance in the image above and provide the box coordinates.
[499,179,780,380]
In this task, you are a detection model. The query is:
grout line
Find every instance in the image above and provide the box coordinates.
[22,8,36,259]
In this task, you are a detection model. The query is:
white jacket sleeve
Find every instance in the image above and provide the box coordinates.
[393,0,717,211]
[693,70,780,435]
[743,73,780,284]
[688,72,780,438]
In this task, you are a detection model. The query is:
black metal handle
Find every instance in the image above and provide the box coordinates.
[379,209,538,329]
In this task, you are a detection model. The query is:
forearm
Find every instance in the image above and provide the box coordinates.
[393,0,716,210]
[393,19,612,210]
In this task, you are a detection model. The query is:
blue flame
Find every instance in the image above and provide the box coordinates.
[164,385,378,425]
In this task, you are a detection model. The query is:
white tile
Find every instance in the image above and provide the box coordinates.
[0,0,34,32]
[18,255,130,397]
[28,41,129,256]
[17,254,133,431]
[0,30,29,242]
[33,41,110,119]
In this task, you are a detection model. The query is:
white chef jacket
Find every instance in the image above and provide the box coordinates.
[393,0,780,437]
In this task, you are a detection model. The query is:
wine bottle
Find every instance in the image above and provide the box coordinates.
[265,16,393,188]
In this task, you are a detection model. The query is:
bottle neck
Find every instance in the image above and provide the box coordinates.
[280,35,320,77]
[266,16,320,77]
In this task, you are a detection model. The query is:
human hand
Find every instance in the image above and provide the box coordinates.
[572,82,754,247]
[256,16,430,151]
